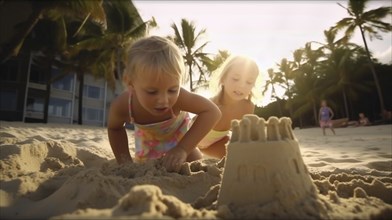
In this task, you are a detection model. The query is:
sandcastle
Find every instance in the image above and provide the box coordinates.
[217,114,318,207]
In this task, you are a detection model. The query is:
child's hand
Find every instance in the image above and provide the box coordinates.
[162,147,187,172]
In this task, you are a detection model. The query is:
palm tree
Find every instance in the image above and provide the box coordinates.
[2,0,149,124]
[170,19,210,91]
[0,0,107,63]
[262,68,283,116]
[333,0,392,114]
[194,50,231,92]
[291,43,324,126]
[65,0,153,88]
[59,0,152,124]
[316,28,371,119]
[59,49,112,125]
[204,50,231,73]
[276,58,296,118]
[320,45,371,119]
[0,1,107,123]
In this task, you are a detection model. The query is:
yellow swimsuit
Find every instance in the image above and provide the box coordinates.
[197,129,231,149]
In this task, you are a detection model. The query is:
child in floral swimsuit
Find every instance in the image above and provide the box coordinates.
[128,90,190,162]
[107,36,221,172]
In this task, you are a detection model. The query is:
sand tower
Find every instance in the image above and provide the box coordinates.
[217,114,318,207]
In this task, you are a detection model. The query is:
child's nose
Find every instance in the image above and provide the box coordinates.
[239,81,247,88]
[157,93,169,104]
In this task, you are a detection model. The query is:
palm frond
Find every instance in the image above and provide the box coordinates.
[181,19,196,49]
[362,7,392,21]
[170,22,185,48]
[348,0,367,16]
[192,41,209,55]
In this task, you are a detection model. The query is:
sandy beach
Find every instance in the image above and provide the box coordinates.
[0,120,391,219]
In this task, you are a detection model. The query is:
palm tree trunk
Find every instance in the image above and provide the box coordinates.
[43,57,53,123]
[349,95,354,120]
[299,117,303,128]
[285,82,293,118]
[277,98,283,117]
[312,99,318,126]
[271,85,283,116]
[0,8,43,63]
[78,73,84,125]
[342,88,349,118]
[188,64,193,91]
[116,47,121,80]
[358,25,385,112]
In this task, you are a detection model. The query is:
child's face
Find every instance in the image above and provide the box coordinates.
[221,64,258,101]
[130,73,180,116]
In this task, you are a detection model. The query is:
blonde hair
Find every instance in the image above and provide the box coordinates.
[123,36,185,85]
[209,55,262,104]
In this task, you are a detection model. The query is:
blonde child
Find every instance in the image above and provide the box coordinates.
[196,55,260,159]
[107,36,221,172]
[318,99,336,135]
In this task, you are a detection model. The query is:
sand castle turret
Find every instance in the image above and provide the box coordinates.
[217,114,318,207]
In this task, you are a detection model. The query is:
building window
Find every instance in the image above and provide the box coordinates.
[83,107,103,122]
[29,64,47,84]
[0,89,17,111]
[26,96,44,113]
[49,97,72,117]
[0,59,19,82]
[83,85,103,99]
[51,68,74,91]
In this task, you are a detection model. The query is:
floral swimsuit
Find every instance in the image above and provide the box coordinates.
[128,91,190,162]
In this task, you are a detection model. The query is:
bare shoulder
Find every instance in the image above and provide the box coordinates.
[175,88,217,114]
[176,88,207,104]
[173,88,196,111]
[110,91,128,110]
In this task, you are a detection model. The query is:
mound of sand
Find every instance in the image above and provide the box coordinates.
[0,121,391,219]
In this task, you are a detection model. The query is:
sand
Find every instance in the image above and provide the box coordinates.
[0,120,391,219]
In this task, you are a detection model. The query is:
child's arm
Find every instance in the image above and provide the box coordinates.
[177,88,221,152]
[107,93,133,164]
[163,88,221,170]
[329,107,334,120]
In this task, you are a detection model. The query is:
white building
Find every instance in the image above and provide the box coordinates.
[1,52,123,127]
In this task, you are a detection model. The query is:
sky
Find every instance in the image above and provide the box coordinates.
[133,0,392,105]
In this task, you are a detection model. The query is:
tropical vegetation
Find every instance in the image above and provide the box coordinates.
[333,0,392,116]
[1,0,154,124]
[1,0,390,128]
[256,0,391,127]
[169,19,212,92]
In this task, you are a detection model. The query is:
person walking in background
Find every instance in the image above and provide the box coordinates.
[318,99,336,136]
